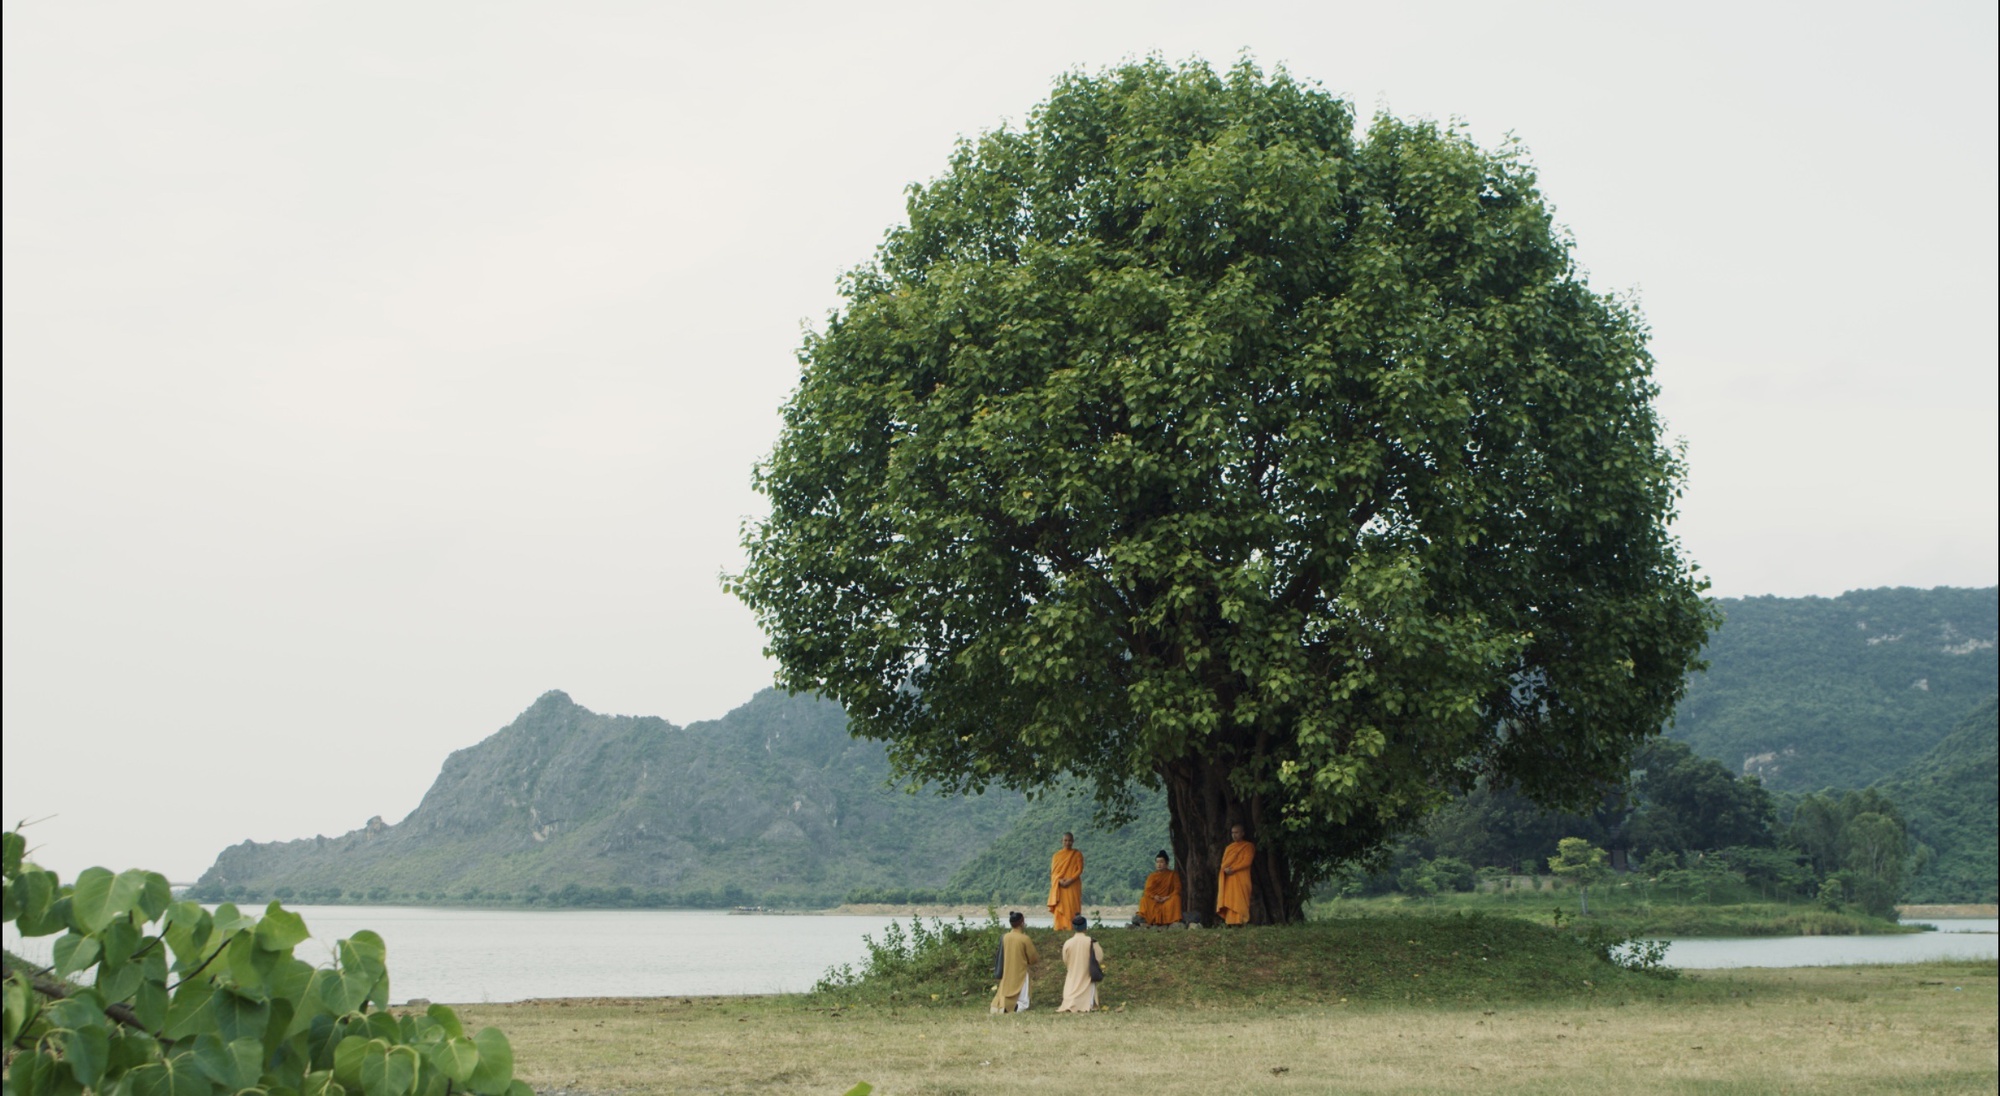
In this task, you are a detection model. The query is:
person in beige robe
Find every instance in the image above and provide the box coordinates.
[990,911,1040,1013]
[1056,914,1104,1013]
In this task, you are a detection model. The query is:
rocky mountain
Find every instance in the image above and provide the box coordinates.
[194,587,1999,906]
[1668,587,1997,791]
[193,688,1025,907]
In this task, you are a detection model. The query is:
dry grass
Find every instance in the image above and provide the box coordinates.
[458,960,1996,1095]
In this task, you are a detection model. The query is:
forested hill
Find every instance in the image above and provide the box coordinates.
[193,588,1997,906]
[193,689,1025,907]
[1668,587,1996,790]
[1879,696,1999,903]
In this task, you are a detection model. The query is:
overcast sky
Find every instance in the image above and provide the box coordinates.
[5,0,1995,881]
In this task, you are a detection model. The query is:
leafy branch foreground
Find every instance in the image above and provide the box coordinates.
[2,832,527,1096]
[814,910,1677,1009]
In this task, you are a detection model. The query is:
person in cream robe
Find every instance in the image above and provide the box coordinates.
[1056,914,1104,1012]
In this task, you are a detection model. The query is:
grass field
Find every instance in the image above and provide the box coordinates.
[445,917,1998,1094]
[459,961,1997,1095]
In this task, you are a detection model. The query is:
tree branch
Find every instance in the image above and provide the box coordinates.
[2,956,150,1035]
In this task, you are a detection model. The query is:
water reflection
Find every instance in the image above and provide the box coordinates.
[1660,919,1997,969]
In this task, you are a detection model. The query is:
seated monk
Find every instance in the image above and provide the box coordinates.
[1047,831,1083,928]
[1137,850,1183,926]
[1215,823,1255,926]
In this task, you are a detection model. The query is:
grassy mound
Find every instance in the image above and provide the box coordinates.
[813,912,1677,1010]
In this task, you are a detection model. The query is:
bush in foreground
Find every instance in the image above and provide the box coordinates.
[2,831,528,1096]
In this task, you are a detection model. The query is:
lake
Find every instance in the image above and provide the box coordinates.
[8,908,1993,1003]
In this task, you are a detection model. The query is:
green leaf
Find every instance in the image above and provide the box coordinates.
[345,930,387,967]
[162,975,217,1040]
[96,953,144,1003]
[129,1053,211,1096]
[14,869,58,934]
[302,1069,350,1096]
[49,992,108,1033]
[111,1029,162,1073]
[2,830,23,875]
[842,1085,875,1096]
[132,978,170,1034]
[364,1012,400,1042]
[258,903,312,952]
[212,985,272,1043]
[357,1041,391,1096]
[226,930,271,991]
[423,1003,463,1040]
[427,1036,479,1083]
[162,902,214,969]
[65,1021,111,1086]
[331,1036,370,1088]
[137,872,175,921]
[70,867,118,933]
[504,1083,534,1096]
[52,931,101,977]
[4,976,35,1045]
[193,1032,265,1090]
[464,1027,514,1095]
[383,1045,419,1096]
[98,917,141,969]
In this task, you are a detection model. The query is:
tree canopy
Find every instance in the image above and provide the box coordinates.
[732,58,1712,922]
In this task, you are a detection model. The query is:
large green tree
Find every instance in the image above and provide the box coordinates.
[732,59,1711,922]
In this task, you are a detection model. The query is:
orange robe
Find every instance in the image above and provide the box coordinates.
[1215,840,1255,925]
[1138,869,1183,925]
[1047,848,1083,926]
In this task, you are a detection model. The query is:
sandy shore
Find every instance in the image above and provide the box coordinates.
[1899,903,1999,918]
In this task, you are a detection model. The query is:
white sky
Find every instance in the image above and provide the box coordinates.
[4,1,1995,881]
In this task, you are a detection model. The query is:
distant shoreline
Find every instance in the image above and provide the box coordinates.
[1899,903,1998,918]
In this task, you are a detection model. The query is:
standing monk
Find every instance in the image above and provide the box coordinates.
[1138,851,1183,926]
[1047,831,1083,928]
[990,911,1040,1013]
[1215,824,1255,926]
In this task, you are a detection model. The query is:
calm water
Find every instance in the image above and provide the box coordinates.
[8,909,1992,1003]
[1658,918,1996,970]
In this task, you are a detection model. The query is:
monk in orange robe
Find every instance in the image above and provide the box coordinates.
[1138,851,1183,926]
[1215,824,1255,926]
[1047,831,1083,928]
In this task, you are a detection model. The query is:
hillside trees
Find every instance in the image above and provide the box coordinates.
[732,58,1711,923]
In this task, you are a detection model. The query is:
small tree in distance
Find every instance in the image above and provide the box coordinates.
[1549,837,1612,915]
[732,57,1713,923]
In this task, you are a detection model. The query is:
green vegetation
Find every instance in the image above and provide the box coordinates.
[812,912,1681,1011]
[2,832,528,1096]
[1879,696,1999,902]
[732,55,1712,924]
[1670,587,1996,791]
[1312,890,1912,938]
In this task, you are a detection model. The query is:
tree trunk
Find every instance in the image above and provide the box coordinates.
[1161,754,1308,924]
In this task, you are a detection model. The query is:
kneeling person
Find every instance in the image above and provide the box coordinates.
[990,911,1040,1013]
[1057,914,1104,1013]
